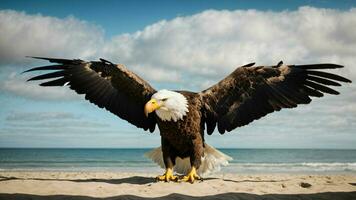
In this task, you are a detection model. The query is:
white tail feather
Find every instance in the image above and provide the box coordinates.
[144,144,232,176]
[198,144,233,176]
[144,146,165,169]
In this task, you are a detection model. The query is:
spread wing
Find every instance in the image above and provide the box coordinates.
[24,57,157,132]
[200,62,351,134]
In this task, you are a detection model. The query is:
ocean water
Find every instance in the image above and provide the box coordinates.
[0,148,356,174]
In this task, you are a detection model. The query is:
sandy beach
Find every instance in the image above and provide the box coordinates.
[0,171,355,199]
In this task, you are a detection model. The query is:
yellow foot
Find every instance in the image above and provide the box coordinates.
[156,168,178,182]
[181,167,200,183]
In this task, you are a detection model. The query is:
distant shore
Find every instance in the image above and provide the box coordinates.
[0,171,355,200]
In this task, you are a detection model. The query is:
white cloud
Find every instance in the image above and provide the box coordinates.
[3,111,112,134]
[103,7,356,87]
[6,111,78,121]
[0,72,80,101]
[0,10,103,66]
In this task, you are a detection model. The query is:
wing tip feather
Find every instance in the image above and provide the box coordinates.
[26,56,81,64]
[242,62,255,68]
[294,63,344,70]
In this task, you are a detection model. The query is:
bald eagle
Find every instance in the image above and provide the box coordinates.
[25,57,351,182]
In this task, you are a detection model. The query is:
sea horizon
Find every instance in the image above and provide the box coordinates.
[1,147,356,150]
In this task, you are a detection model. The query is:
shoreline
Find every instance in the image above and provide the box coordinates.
[1,169,356,175]
[1,171,355,199]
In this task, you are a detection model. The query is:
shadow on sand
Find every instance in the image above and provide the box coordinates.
[0,175,153,185]
[0,192,356,200]
[0,175,290,185]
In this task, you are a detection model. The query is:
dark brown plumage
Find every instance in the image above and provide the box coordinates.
[25,57,351,182]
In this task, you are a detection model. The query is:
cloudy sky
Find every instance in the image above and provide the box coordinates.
[0,0,355,148]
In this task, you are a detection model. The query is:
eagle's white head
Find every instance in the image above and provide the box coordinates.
[144,89,189,122]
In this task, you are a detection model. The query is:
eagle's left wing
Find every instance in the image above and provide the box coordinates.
[199,62,351,134]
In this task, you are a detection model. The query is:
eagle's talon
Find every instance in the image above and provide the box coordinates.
[155,168,178,182]
[181,175,200,183]
[181,167,200,183]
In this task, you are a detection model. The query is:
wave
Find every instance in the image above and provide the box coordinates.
[224,162,356,173]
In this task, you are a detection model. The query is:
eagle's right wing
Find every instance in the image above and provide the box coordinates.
[24,57,157,132]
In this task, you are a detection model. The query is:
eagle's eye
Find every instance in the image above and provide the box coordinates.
[162,98,168,101]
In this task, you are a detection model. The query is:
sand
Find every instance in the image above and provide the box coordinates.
[0,171,355,199]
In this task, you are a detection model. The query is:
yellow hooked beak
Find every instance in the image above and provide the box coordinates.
[144,99,161,117]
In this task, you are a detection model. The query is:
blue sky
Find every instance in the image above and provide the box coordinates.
[1,0,355,36]
[0,0,355,148]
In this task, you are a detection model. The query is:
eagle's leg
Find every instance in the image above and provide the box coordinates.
[181,139,202,183]
[156,138,178,182]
